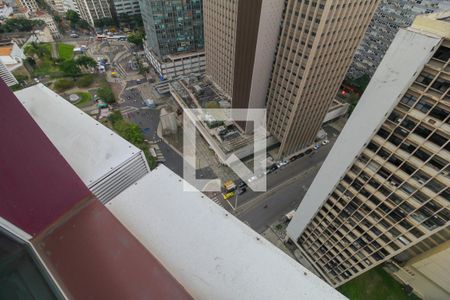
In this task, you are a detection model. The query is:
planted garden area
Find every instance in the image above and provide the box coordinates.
[23,41,115,108]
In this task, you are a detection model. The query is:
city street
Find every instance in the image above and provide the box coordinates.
[234,134,338,233]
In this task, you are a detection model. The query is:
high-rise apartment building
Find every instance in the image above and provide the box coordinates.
[140,0,205,80]
[75,0,112,26]
[287,11,450,287]
[348,0,450,79]
[203,0,284,132]
[16,0,38,12]
[266,0,380,158]
[113,0,140,16]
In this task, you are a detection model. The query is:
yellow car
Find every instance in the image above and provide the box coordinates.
[222,191,235,200]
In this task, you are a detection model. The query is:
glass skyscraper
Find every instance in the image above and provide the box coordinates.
[140,0,204,58]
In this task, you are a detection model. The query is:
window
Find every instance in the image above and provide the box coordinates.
[429,106,449,121]
[400,93,417,107]
[415,99,432,113]
[413,125,432,139]
[416,72,434,85]
[433,46,450,61]
[432,78,450,93]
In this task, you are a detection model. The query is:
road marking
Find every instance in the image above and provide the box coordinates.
[210,195,224,208]
[120,106,138,114]
[235,162,323,216]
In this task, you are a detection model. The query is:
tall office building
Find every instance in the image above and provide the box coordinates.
[348,0,450,79]
[75,0,112,26]
[140,0,205,80]
[287,11,450,288]
[204,0,237,98]
[266,0,380,158]
[203,0,284,132]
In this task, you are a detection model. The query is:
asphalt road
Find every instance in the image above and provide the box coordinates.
[233,126,340,233]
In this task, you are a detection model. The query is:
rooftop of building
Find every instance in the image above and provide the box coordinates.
[0,78,346,299]
[412,10,450,39]
[169,74,258,157]
[14,84,142,186]
[0,45,12,56]
[107,164,346,300]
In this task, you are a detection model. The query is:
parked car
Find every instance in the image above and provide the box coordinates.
[276,160,289,168]
[222,191,235,200]
[313,144,320,150]
[70,33,79,38]
[322,139,330,145]
[235,179,246,188]
[237,188,246,195]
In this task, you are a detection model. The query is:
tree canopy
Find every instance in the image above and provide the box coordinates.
[60,59,81,77]
[127,32,144,47]
[0,18,45,33]
[97,84,115,104]
[75,55,97,68]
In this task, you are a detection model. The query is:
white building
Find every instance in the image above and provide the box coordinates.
[45,0,65,13]
[0,1,13,18]
[16,0,37,12]
[75,0,112,26]
[144,42,205,80]
[112,0,140,16]
[33,15,61,39]
[15,84,151,203]
[0,41,25,66]
[107,164,347,300]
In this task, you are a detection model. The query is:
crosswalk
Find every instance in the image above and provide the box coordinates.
[120,106,139,115]
[210,194,225,208]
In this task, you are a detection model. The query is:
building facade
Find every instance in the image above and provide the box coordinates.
[348,0,450,79]
[203,0,237,98]
[113,0,140,16]
[16,0,38,12]
[203,0,284,132]
[140,0,204,79]
[45,0,65,13]
[287,12,450,287]
[266,0,380,158]
[75,0,112,26]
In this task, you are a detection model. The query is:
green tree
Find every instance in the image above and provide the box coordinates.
[0,18,44,33]
[77,74,95,87]
[127,32,144,47]
[24,42,51,59]
[78,19,91,30]
[53,78,74,92]
[108,111,156,169]
[60,60,81,77]
[75,55,97,68]
[97,84,115,104]
[66,10,81,29]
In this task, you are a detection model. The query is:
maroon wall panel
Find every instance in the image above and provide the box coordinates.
[0,80,91,235]
[33,200,193,300]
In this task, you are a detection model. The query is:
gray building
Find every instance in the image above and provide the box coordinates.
[113,0,140,16]
[348,0,450,79]
[140,0,205,79]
